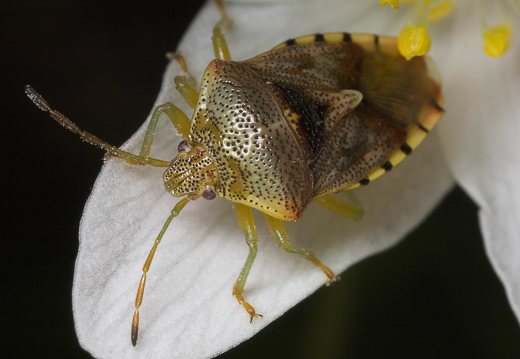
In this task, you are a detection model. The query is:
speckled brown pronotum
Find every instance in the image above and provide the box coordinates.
[25,1,443,347]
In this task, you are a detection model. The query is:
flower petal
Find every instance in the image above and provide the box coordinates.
[434,1,520,323]
[73,1,453,358]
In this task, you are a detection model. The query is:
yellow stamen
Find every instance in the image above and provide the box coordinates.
[398,24,432,60]
[427,0,454,22]
[379,0,400,9]
[482,23,513,58]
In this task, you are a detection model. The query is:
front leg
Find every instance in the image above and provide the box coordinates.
[212,0,233,61]
[233,203,262,321]
[168,52,200,109]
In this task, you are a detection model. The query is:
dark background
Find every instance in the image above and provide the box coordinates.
[2,0,519,358]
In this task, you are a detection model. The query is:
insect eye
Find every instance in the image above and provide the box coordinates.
[177,140,189,152]
[202,187,216,200]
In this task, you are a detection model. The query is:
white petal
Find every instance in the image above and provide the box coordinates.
[73,1,453,358]
[434,1,520,323]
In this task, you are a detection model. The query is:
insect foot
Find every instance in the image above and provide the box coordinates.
[232,288,263,323]
[325,274,341,287]
[311,256,337,285]
[323,265,337,285]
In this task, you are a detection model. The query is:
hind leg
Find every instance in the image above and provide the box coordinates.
[314,193,364,220]
[264,215,336,283]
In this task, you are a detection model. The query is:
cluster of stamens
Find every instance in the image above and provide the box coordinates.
[379,0,518,59]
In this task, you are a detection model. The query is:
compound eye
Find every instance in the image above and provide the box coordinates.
[177,140,189,152]
[202,187,216,200]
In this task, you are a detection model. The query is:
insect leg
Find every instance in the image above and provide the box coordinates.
[212,22,231,61]
[139,102,191,163]
[25,85,171,167]
[174,75,199,109]
[233,203,262,321]
[314,193,364,220]
[167,52,200,109]
[264,215,336,283]
[131,197,191,346]
[211,0,233,61]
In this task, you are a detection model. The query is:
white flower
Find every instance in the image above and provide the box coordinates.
[72,0,519,358]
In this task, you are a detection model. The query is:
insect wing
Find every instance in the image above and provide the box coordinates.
[243,33,443,196]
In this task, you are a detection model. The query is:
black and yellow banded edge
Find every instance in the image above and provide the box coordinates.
[272,32,444,192]
[272,32,398,54]
[342,96,445,191]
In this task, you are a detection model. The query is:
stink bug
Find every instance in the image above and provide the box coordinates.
[25,1,443,348]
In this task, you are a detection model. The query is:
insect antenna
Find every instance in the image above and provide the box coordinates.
[131,196,191,346]
[25,85,122,156]
[24,85,169,167]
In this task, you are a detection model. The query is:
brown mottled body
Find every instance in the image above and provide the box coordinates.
[177,33,443,220]
[26,8,444,344]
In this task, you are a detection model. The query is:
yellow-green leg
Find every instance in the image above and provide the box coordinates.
[314,193,364,220]
[212,21,231,61]
[168,52,200,109]
[141,102,191,155]
[233,203,262,321]
[174,76,199,109]
[131,197,191,346]
[211,0,233,62]
[25,85,190,167]
[171,0,234,107]
[264,215,336,283]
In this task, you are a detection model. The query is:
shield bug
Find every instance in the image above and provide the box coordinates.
[25,1,444,347]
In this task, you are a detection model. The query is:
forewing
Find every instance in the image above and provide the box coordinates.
[312,107,405,195]
[245,33,443,196]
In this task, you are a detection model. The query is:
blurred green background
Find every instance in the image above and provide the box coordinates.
[3,0,519,358]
